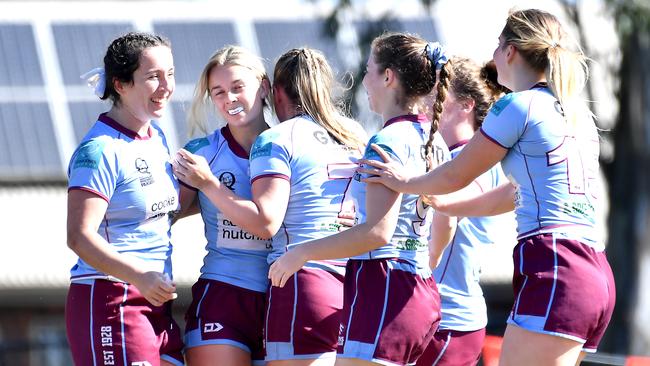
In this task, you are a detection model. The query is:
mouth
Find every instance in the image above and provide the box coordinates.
[228,106,244,115]
[151,97,168,106]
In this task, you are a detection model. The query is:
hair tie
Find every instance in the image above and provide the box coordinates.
[80,67,106,98]
[424,42,449,70]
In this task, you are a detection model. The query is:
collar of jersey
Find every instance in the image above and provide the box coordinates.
[98,113,152,140]
[221,125,249,159]
[383,113,428,128]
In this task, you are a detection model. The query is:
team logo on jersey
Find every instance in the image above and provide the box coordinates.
[218,171,236,190]
[73,140,106,170]
[135,158,155,186]
[490,92,515,116]
[135,158,149,174]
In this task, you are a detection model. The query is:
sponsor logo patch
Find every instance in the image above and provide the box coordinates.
[490,93,515,116]
[73,140,106,170]
[184,137,210,154]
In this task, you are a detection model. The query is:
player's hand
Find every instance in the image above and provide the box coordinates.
[358,144,413,193]
[268,248,307,288]
[132,272,177,307]
[172,149,215,190]
[336,211,356,231]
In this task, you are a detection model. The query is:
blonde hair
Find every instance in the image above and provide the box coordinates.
[187,45,271,136]
[501,8,592,129]
[273,48,365,151]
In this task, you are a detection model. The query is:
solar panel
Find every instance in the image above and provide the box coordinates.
[255,20,344,77]
[68,101,111,144]
[0,102,62,180]
[0,24,43,86]
[154,22,237,85]
[52,23,133,86]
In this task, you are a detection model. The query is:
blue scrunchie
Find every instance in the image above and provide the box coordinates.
[80,67,106,98]
[425,42,449,70]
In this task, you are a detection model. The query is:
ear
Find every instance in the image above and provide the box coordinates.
[461,99,475,113]
[505,44,517,64]
[113,78,125,95]
[384,68,395,87]
[260,78,271,100]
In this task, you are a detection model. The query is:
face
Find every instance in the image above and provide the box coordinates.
[361,51,385,114]
[438,90,462,130]
[422,87,461,130]
[119,46,175,124]
[208,64,267,128]
[492,35,511,89]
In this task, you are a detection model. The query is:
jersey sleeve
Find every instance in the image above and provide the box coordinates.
[357,130,405,180]
[181,136,213,191]
[249,129,291,182]
[67,138,118,202]
[480,92,529,149]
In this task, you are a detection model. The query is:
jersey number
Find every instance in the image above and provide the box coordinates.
[327,163,357,217]
[546,136,597,196]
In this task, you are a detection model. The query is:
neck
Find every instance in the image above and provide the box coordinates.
[106,105,150,136]
[510,64,546,92]
[228,117,268,153]
[439,119,475,147]
[382,104,418,122]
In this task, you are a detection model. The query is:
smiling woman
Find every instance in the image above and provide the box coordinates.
[65,32,184,366]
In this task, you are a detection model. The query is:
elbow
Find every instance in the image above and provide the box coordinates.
[248,219,280,240]
[67,228,83,253]
[367,226,393,247]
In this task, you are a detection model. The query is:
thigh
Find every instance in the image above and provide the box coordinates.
[185,344,252,366]
[499,324,583,366]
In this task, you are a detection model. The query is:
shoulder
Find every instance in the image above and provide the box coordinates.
[183,130,220,154]
[488,90,540,118]
[70,136,113,170]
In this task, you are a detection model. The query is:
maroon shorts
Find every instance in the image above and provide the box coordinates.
[509,233,616,352]
[416,328,485,366]
[338,259,441,365]
[65,280,184,366]
[184,278,265,361]
[265,266,344,361]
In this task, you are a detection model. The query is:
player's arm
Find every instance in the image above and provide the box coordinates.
[429,211,457,269]
[67,190,176,306]
[430,182,516,217]
[172,184,200,224]
[173,148,288,238]
[361,133,507,196]
[269,182,401,287]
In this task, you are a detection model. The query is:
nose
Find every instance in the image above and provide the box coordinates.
[159,74,175,93]
[227,91,238,103]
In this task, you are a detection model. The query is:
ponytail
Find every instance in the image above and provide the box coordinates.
[274,48,366,151]
[502,8,593,131]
